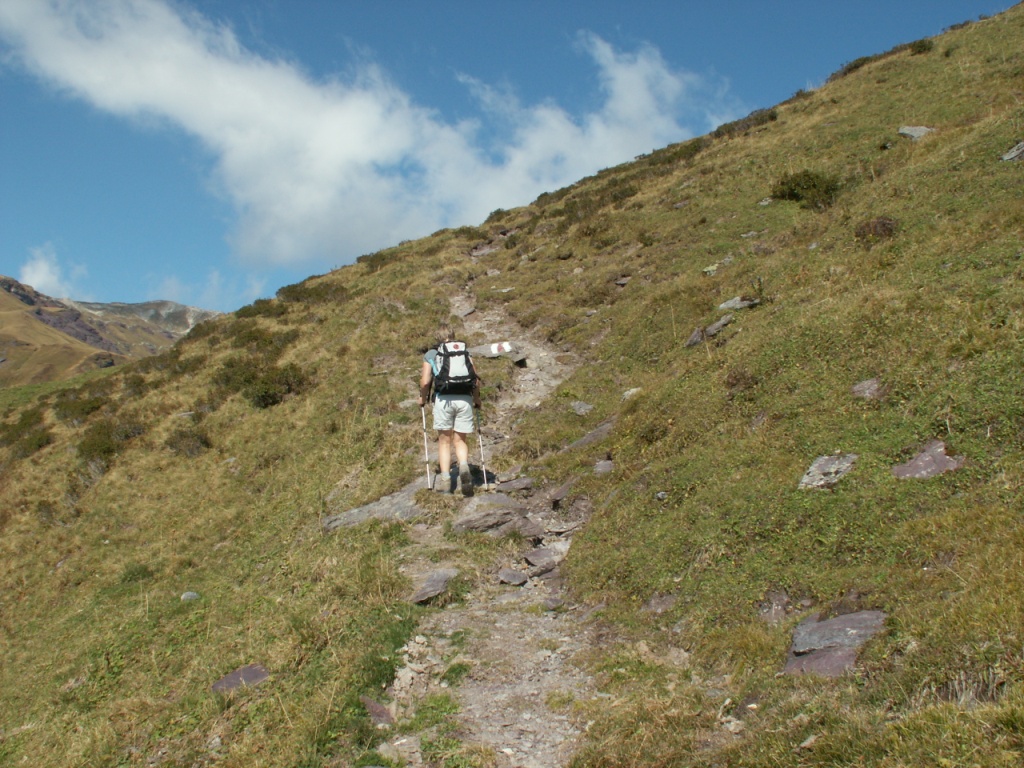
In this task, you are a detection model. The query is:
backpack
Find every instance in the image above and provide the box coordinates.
[433,341,476,396]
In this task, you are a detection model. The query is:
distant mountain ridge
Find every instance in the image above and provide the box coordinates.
[0,275,220,387]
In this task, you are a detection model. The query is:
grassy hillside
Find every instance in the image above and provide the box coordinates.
[0,278,219,388]
[2,7,1024,766]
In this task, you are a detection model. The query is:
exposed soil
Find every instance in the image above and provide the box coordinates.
[374,293,606,767]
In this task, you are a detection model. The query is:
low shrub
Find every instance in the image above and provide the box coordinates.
[713,108,778,139]
[225,323,300,361]
[771,169,842,210]
[77,416,146,465]
[214,356,310,409]
[909,38,935,55]
[1,405,54,458]
[855,216,900,244]
[165,425,213,457]
[243,363,309,409]
[235,298,290,319]
[277,279,350,305]
[53,392,108,424]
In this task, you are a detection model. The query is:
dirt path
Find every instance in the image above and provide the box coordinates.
[374,295,605,767]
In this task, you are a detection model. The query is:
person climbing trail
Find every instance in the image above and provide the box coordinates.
[419,323,482,496]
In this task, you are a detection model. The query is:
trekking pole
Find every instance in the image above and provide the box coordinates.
[420,406,432,490]
[475,408,489,492]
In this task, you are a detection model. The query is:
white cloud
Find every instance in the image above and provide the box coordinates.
[0,0,743,272]
[18,243,86,299]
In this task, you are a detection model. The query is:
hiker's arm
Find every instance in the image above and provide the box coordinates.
[418,360,433,407]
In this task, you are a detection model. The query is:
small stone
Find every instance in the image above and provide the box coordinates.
[498,568,528,586]
[852,377,886,400]
[211,663,270,693]
[621,388,642,401]
[571,400,594,416]
[594,460,614,475]
[718,296,760,311]
[181,591,201,602]
[1001,141,1024,161]
[892,440,964,479]
[655,491,668,501]
[704,314,733,338]
[898,125,934,141]
[408,569,459,604]
[684,327,705,347]
[799,454,858,489]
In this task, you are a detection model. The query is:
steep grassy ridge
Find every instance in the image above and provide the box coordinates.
[2,7,1023,766]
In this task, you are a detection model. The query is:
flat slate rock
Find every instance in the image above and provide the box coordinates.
[852,377,886,400]
[498,568,529,586]
[561,419,615,452]
[899,125,934,140]
[799,454,858,489]
[322,478,425,531]
[212,663,270,693]
[704,314,733,338]
[360,695,395,726]
[524,547,560,570]
[571,400,594,416]
[1002,141,1024,161]
[718,296,761,311]
[451,495,544,539]
[496,476,535,492]
[892,439,964,479]
[408,568,459,604]
[784,611,886,677]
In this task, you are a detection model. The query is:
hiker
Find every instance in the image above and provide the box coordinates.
[419,324,481,495]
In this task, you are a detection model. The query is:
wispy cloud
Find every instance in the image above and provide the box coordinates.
[18,243,88,299]
[0,0,742,272]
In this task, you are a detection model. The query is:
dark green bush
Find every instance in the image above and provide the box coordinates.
[714,109,777,139]
[242,363,309,409]
[235,298,290,319]
[77,416,145,464]
[53,394,108,424]
[214,356,310,409]
[643,137,709,167]
[225,323,300,361]
[909,38,935,55]
[855,216,900,244]
[830,54,881,80]
[771,169,842,210]
[165,425,213,457]
[357,247,404,273]
[276,280,350,305]
[1,405,55,458]
[183,319,221,343]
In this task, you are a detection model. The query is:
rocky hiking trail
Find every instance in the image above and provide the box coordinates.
[323,294,606,767]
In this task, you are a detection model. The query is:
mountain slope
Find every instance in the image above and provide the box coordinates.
[1,7,1023,767]
[0,276,220,387]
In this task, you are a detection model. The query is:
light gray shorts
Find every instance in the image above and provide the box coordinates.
[433,395,475,433]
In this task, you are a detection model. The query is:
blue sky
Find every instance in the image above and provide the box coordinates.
[0,1,1014,312]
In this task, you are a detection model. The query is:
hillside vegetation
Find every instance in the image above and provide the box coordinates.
[2,7,1024,766]
[0,276,220,389]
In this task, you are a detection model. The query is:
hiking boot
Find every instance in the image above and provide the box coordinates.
[459,463,474,497]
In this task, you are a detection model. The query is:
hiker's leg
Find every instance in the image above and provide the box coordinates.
[451,431,470,468]
[453,430,474,496]
[437,429,453,476]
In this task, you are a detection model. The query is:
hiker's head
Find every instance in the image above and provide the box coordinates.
[436,323,455,346]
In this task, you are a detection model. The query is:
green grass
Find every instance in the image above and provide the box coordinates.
[2,6,1024,766]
